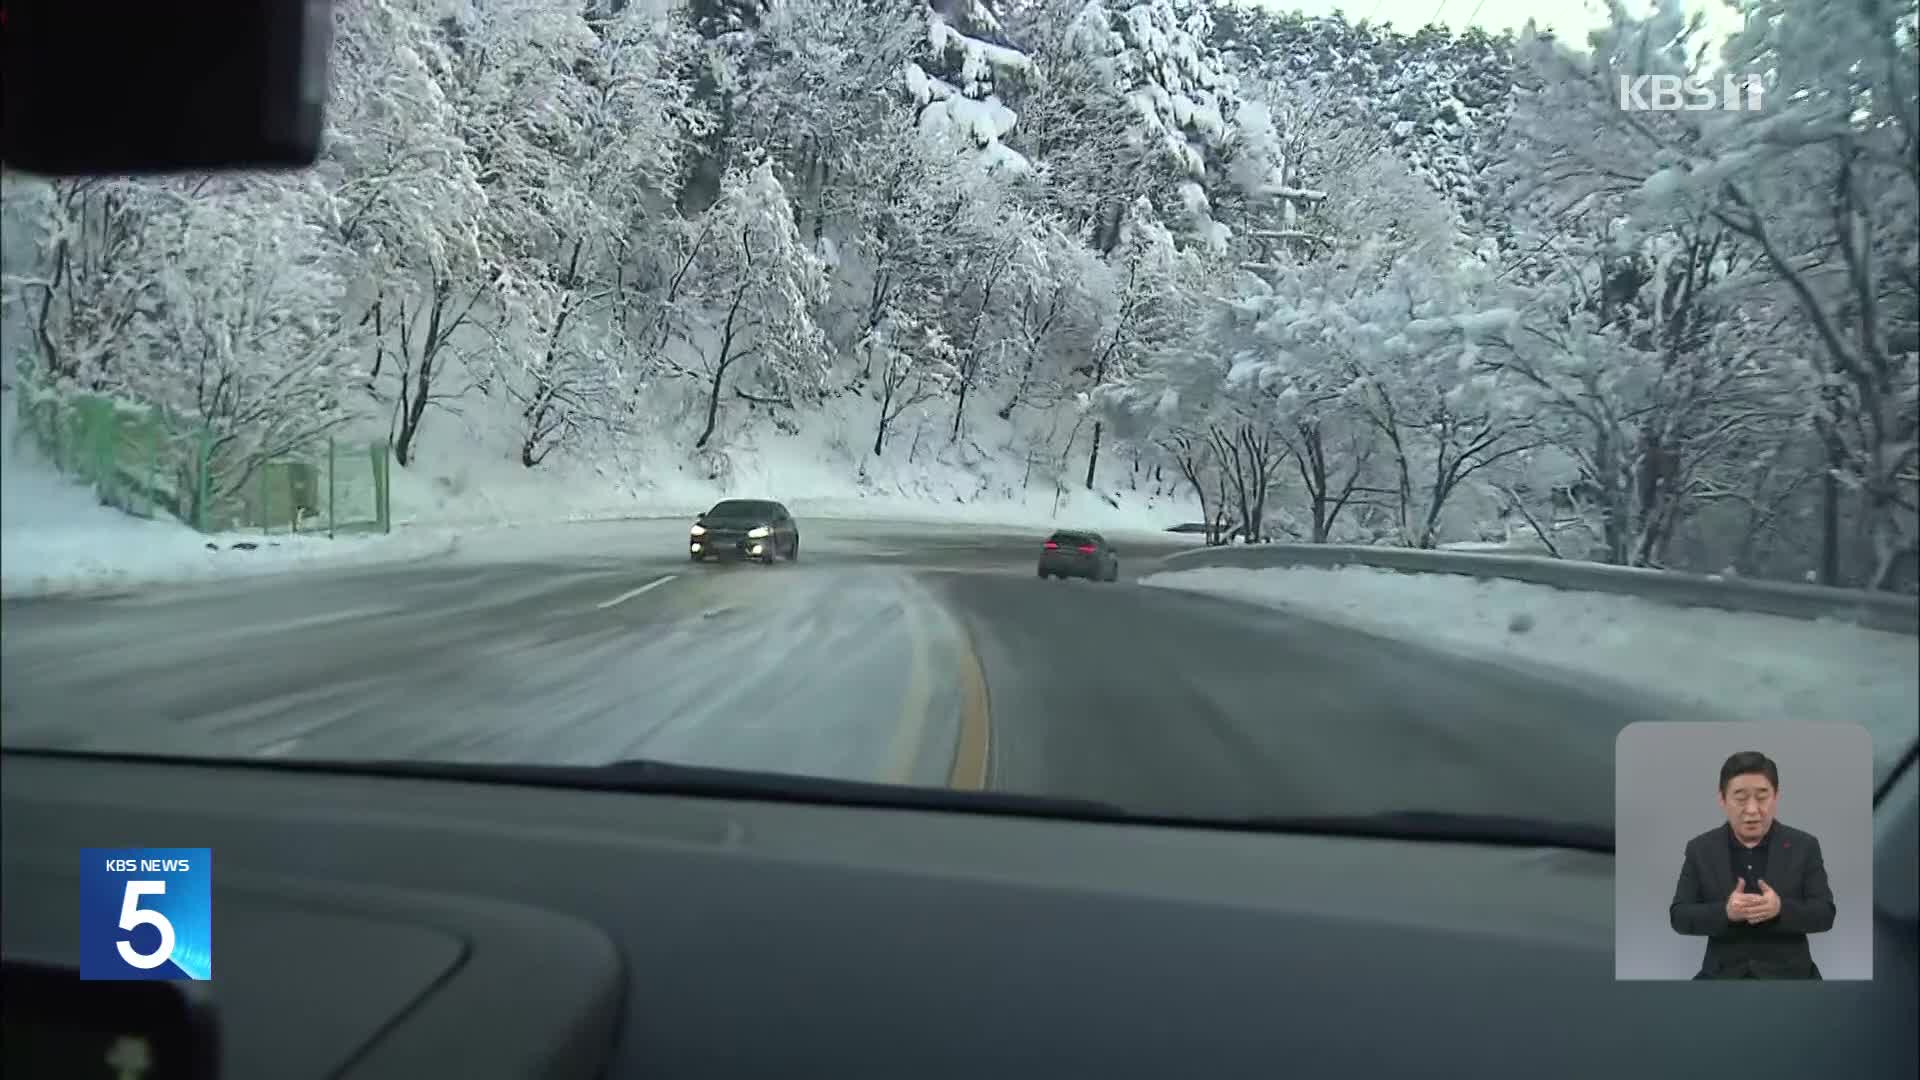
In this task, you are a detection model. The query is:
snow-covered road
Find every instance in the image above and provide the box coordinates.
[0,520,1676,829]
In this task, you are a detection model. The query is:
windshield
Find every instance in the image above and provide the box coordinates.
[2,0,1915,840]
[705,501,775,519]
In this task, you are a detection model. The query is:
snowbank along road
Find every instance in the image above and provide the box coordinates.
[1,518,1675,826]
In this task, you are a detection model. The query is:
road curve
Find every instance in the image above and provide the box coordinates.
[0,518,1660,827]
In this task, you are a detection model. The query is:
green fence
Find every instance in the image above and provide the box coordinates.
[12,386,391,537]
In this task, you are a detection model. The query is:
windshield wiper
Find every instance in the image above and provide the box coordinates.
[276,756,1615,850]
[1,749,1613,851]
[588,772,1615,851]
[589,757,1121,818]
[1224,811,1613,853]
[190,753,1125,820]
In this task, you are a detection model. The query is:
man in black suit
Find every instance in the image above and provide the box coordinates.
[1669,751,1836,979]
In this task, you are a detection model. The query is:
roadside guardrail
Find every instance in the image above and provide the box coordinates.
[1158,543,1919,636]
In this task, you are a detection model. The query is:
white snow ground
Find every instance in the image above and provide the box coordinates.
[1,395,457,597]
[1141,565,1920,778]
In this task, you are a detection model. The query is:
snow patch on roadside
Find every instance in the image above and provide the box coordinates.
[2,393,453,597]
[0,512,455,599]
[1141,565,1920,779]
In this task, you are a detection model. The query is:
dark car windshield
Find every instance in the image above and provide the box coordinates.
[706,500,775,519]
[1049,532,1096,547]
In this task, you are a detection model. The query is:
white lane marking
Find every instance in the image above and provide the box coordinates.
[597,574,678,610]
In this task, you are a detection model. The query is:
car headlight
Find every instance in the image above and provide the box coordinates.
[746,525,770,539]
[689,524,706,537]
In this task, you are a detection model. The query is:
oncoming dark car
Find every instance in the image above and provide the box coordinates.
[689,499,799,564]
[1037,530,1119,582]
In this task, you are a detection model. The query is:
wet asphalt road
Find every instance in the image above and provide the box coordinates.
[0,518,1656,826]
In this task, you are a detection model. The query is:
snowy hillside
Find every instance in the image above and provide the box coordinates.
[0,0,1912,593]
[380,376,1193,530]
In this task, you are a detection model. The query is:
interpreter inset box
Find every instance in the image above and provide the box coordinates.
[1614,722,1872,981]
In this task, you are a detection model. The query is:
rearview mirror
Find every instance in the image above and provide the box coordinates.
[1,2,332,175]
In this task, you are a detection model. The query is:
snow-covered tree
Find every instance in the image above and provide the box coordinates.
[439,0,692,466]
[937,193,1058,444]
[1002,0,1159,251]
[319,0,491,466]
[1502,0,1919,586]
[758,1,922,233]
[657,162,829,449]
[1094,205,1288,533]
[1711,0,1920,589]
[1065,0,1242,249]
[126,181,361,516]
[1212,8,1519,227]
[907,0,1036,173]
[863,312,960,456]
[669,0,769,214]
[1353,261,1543,548]
[5,175,359,522]
[995,223,1111,422]
[1076,203,1215,488]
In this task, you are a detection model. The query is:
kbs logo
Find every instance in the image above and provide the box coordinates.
[79,848,213,981]
[1618,73,1767,113]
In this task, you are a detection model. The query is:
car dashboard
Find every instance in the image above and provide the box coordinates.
[2,749,1915,1079]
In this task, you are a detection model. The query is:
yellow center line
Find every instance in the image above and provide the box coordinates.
[886,585,936,784]
[946,623,992,791]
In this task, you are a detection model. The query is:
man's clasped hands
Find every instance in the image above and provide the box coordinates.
[1726,879,1782,924]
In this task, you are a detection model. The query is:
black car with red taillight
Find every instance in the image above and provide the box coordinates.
[1037,530,1119,582]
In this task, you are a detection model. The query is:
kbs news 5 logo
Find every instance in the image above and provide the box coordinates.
[79,848,213,981]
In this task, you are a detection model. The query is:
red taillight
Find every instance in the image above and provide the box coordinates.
[1043,541,1059,550]
[1077,544,1097,554]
